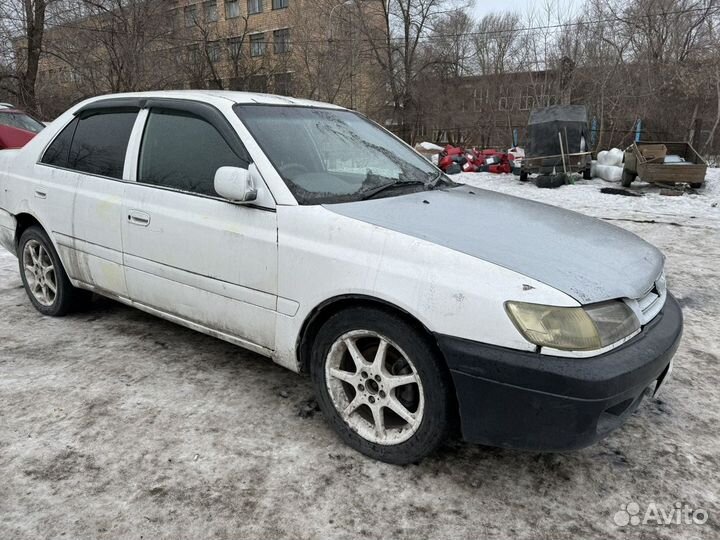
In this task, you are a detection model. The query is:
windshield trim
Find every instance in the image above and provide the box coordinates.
[233,103,441,205]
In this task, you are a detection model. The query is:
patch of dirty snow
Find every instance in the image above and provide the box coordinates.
[455,168,720,229]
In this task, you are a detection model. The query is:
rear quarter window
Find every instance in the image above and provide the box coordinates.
[41,118,78,168]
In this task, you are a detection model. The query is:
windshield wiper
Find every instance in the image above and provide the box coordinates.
[426,171,445,189]
[359,180,426,200]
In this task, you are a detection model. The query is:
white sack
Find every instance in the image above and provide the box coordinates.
[598,148,623,167]
[594,163,623,182]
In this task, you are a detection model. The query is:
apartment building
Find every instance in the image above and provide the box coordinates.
[31,0,383,118]
[168,0,295,93]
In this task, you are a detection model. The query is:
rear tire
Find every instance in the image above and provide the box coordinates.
[310,307,452,464]
[17,226,88,316]
[583,167,592,180]
[519,170,529,182]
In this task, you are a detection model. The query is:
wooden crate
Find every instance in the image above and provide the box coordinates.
[625,141,707,186]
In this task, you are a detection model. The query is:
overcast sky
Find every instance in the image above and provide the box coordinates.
[471,0,530,17]
[470,0,583,21]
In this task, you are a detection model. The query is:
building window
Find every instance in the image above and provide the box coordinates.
[273,72,292,96]
[228,36,244,58]
[249,74,268,93]
[274,28,290,54]
[225,0,240,18]
[184,5,197,27]
[250,33,265,56]
[272,0,288,9]
[207,41,221,62]
[204,1,218,21]
[227,77,245,90]
[247,0,263,15]
[171,8,182,30]
[187,45,201,63]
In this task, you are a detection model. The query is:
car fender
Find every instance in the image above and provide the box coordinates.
[273,204,578,372]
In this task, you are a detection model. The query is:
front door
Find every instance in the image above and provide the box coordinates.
[121,103,278,352]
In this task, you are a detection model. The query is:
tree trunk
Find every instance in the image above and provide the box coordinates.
[702,69,720,155]
[18,0,47,115]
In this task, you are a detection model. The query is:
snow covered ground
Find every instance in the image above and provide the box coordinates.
[0,172,719,540]
[455,168,720,230]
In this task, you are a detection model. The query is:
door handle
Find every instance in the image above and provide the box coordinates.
[34,190,47,199]
[127,210,151,227]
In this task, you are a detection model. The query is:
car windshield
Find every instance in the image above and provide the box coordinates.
[235,105,443,204]
[0,112,45,134]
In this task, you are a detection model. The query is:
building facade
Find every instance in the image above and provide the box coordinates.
[31,0,384,119]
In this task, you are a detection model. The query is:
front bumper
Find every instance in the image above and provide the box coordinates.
[437,293,683,451]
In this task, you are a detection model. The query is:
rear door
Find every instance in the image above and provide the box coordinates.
[61,107,140,297]
[121,100,278,352]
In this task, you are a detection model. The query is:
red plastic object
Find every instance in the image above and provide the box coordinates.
[445,145,463,156]
[489,163,511,174]
[462,161,477,173]
[0,125,36,149]
[438,155,455,171]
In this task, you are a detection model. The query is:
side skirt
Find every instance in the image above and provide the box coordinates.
[72,279,274,359]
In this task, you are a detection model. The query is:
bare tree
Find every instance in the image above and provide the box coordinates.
[289,0,355,104]
[355,0,466,142]
[0,0,60,114]
[473,13,521,75]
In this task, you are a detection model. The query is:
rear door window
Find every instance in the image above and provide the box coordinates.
[138,110,248,197]
[67,111,137,179]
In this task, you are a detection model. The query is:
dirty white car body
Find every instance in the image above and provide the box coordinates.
[0,92,567,362]
[0,91,682,463]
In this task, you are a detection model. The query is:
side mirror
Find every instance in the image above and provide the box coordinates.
[214,165,258,203]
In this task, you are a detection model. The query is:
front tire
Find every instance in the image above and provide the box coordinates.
[18,226,87,316]
[310,307,452,464]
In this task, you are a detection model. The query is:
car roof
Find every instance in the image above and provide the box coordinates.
[0,103,22,112]
[79,90,347,111]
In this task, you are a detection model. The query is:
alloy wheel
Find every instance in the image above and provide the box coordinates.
[325,330,425,445]
[22,239,57,307]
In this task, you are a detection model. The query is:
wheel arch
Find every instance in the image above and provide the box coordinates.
[297,294,444,375]
[13,212,73,281]
[14,212,43,245]
[296,293,461,435]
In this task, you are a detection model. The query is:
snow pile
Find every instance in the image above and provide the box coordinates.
[418,141,444,152]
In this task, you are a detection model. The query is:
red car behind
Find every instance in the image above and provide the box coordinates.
[0,104,45,149]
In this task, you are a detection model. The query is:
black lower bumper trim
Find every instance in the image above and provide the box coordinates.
[437,293,683,451]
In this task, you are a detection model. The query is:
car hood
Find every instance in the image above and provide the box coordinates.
[324,185,664,304]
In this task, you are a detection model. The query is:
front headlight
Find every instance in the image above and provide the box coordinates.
[505,300,640,351]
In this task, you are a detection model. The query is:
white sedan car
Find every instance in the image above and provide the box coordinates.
[0,91,682,464]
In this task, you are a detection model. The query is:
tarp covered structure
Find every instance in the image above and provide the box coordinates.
[526,105,589,159]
